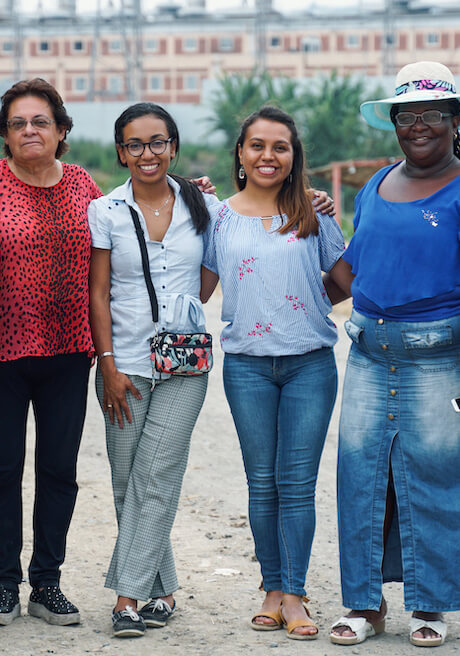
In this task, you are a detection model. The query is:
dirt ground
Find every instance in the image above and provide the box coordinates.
[3,294,460,656]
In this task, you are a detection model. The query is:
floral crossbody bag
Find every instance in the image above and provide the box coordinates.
[129,206,213,376]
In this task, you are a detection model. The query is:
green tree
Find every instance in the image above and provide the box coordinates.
[210,70,304,149]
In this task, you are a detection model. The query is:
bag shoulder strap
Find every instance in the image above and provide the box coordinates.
[128,205,159,324]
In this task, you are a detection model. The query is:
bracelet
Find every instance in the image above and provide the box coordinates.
[98,351,114,359]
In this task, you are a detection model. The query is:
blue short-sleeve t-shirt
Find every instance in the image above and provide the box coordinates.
[344,163,460,320]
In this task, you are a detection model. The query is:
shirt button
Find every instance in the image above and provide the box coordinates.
[381,344,388,350]
[390,366,396,372]
[378,318,384,324]
[390,389,396,396]
[161,245,165,250]
[388,413,394,420]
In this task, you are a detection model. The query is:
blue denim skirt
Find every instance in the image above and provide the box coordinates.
[337,310,460,612]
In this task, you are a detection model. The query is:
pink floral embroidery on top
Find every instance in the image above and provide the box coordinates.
[248,322,273,337]
[215,206,227,232]
[285,295,308,315]
[239,257,256,280]
[287,230,299,243]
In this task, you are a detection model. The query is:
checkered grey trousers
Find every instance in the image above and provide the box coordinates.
[96,370,208,600]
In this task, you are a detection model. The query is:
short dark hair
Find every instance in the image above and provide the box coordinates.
[114,102,180,168]
[0,78,73,158]
[234,105,317,238]
[114,102,209,234]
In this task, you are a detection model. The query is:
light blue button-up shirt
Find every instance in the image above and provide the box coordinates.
[88,175,217,378]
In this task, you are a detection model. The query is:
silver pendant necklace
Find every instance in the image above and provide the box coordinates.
[137,191,172,216]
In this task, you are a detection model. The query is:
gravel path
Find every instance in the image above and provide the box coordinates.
[4,294,460,656]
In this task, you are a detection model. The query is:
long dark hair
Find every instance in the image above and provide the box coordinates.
[390,99,460,159]
[0,78,73,158]
[233,106,318,238]
[114,102,209,234]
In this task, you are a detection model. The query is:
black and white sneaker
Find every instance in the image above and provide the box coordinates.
[112,605,146,638]
[28,586,80,625]
[139,598,176,628]
[0,586,20,625]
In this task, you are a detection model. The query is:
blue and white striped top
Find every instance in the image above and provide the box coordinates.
[203,201,345,356]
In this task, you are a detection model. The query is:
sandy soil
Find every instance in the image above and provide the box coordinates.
[3,294,460,656]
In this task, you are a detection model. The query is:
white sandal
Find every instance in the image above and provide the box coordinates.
[410,617,447,647]
[330,615,385,645]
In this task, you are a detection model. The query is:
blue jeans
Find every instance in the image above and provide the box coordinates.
[223,348,337,596]
[338,311,460,612]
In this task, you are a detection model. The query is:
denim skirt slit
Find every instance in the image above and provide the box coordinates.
[337,310,460,612]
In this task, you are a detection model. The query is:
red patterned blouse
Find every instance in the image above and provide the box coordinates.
[0,159,102,361]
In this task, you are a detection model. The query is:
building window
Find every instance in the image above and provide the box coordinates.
[73,40,84,51]
[346,34,360,48]
[150,75,163,91]
[184,74,198,91]
[109,40,122,52]
[145,38,158,52]
[302,36,321,52]
[74,77,87,92]
[39,41,50,52]
[219,37,234,52]
[426,32,439,46]
[2,41,13,52]
[270,36,281,48]
[108,76,123,93]
[183,38,197,52]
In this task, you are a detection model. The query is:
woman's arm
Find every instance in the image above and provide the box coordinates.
[323,257,354,305]
[89,247,141,428]
[200,265,219,303]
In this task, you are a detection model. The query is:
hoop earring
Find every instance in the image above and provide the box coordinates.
[238,165,246,180]
[288,173,292,184]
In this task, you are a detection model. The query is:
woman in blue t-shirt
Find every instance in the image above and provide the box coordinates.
[330,61,460,648]
[201,106,352,640]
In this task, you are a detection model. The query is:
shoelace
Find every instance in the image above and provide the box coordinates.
[149,598,172,613]
[119,605,141,621]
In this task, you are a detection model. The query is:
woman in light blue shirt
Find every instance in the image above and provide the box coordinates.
[201,106,352,640]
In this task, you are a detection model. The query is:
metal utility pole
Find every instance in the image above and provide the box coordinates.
[255,0,269,74]
[12,1,23,82]
[88,0,101,100]
[132,0,144,101]
[383,0,395,75]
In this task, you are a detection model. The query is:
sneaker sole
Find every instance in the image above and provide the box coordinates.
[0,602,21,626]
[28,601,80,626]
[141,617,167,628]
[113,627,145,638]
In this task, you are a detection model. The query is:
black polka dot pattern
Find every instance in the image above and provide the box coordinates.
[0,160,102,361]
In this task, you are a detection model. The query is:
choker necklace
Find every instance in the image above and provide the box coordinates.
[137,191,172,216]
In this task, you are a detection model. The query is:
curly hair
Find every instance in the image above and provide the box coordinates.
[0,78,73,159]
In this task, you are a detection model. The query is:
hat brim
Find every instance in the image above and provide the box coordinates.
[360,89,460,131]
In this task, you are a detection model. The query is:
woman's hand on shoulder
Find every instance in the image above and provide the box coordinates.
[192,175,216,195]
[312,189,335,216]
[99,359,142,428]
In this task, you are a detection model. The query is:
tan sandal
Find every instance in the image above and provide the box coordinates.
[281,597,319,641]
[250,605,283,631]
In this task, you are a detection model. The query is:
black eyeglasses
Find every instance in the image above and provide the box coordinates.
[7,117,55,131]
[121,138,174,157]
[395,110,453,127]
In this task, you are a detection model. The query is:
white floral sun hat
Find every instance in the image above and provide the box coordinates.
[360,61,460,131]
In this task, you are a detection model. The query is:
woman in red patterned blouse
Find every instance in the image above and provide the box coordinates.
[0,78,101,627]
